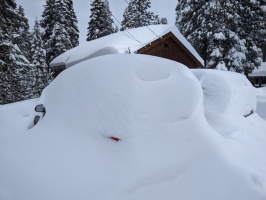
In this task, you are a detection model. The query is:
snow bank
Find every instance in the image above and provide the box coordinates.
[0,99,38,132]
[192,69,256,116]
[256,86,266,99]
[250,62,266,76]
[191,69,266,200]
[1,55,266,200]
[255,87,266,119]
[0,54,220,200]
[50,25,204,68]
[45,54,204,131]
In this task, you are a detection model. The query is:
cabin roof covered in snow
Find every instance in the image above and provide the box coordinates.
[50,25,204,69]
[249,62,266,77]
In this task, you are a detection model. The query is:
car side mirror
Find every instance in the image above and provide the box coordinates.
[35,104,46,115]
[35,104,45,112]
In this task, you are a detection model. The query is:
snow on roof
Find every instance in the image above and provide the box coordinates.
[249,62,266,76]
[50,25,204,68]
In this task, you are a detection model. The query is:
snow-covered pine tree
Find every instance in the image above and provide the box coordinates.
[16,5,31,61]
[120,0,167,31]
[236,0,266,75]
[205,2,227,69]
[41,0,57,63]
[86,0,116,41]
[29,19,53,98]
[160,17,168,25]
[0,0,32,104]
[151,15,168,25]
[175,0,198,36]
[261,0,266,62]
[41,0,79,64]
[65,0,79,47]
[206,1,246,72]
[176,0,210,64]
[176,0,247,72]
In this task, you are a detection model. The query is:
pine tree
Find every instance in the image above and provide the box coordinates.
[175,0,201,37]
[121,0,167,31]
[0,0,32,104]
[29,19,53,98]
[176,1,209,64]
[41,0,79,64]
[16,5,31,61]
[160,17,168,25]
[86,0,116,41]
[206,1,246,72]
[41,0,56,63]
[262,0,266,62]
[175,0,264,73]
[236,0,266,75]
[65,0,79,47]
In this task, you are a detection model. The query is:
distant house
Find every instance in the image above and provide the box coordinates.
[249,62,266,87]
[50,25,204,77]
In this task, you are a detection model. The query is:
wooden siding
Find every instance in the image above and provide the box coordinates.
[53,66,65,78]
[137,32,203,69]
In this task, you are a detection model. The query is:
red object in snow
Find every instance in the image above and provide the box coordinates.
[109,136,121,142]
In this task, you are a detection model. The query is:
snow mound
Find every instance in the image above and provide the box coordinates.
[0,99,38,132]
[0,54,222,200]
[1,55,266,200]
[256,86,266,99]
[191,70,266,200]
[192,69,256,116]
[250,62,266,76]
[256,87,266,119]
[42,54,203,131]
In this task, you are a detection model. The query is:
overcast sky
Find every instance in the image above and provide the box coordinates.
[16,0,177,44]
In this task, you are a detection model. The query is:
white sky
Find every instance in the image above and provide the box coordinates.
[16,0,177,44]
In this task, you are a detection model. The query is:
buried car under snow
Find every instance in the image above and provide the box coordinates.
[0,54,266,200]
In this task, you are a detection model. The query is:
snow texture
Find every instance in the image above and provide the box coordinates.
[1,54,266,200]
[50,25,204,68]
[215,61,228,71]
[256,86,266,120]
[192,69,256,116]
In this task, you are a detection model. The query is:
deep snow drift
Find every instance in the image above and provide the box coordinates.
[256,86,266,120]
[0,54,266,200]
[192,69,256,117]
[191,69,266,200]
[250,62,266,77]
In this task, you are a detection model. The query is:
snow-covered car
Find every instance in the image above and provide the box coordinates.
[0,54,266,200]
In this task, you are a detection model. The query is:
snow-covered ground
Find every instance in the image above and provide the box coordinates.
[249,62,266,88]
[0,54,266,200]
[256,87,266,120]
[250,62,266,77]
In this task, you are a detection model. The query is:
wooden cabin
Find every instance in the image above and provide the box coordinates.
[50,25,204,77]
[136,32,202,69]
